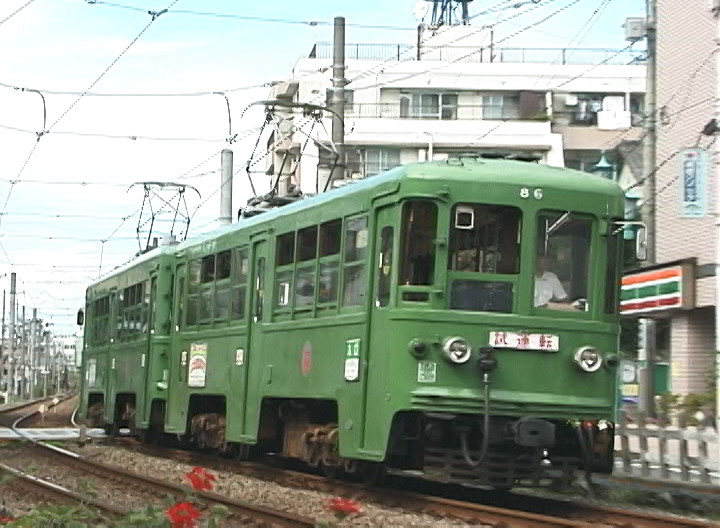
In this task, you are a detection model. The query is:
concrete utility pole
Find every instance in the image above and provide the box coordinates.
[1,290,5,397]
[219,149,233,225]
[329,15,346,186]
[29,308,36,398]
[19,305,25,398]
[713,0,720,470]
[8,273,16,399]
[639,0,657,418]
[43,331,49,398]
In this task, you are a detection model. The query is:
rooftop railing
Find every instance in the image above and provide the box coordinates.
[309,42,646,65]
[346,102,547,121]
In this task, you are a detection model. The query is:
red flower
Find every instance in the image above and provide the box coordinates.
[185,466,216,492]
[166,502,201,528]
[328,497,362,518]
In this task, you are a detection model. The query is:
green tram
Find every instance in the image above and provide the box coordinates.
[80,158,635,488]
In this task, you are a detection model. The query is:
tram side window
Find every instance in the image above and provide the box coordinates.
[605,230,620,314]
[401,201,437,285]
[197,255,215,323]
[275,232,295,309]
[214,250,231,321]
[186,259,201,326]
[231,248,249,320]
[296,226,318,308]
[92,296,110,345]
[118,283,147,341]
[343,216,368,306]
[318,219,342,305]
[377,226,394,307]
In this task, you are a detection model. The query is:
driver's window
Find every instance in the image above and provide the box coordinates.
[535,211,592,311]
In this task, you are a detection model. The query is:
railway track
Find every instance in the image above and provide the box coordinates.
[7,399,716,526]
[104,438,717,528]
[0,462,128,519]
[7,404,317,526]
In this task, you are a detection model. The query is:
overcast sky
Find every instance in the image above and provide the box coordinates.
[0,0,644,333]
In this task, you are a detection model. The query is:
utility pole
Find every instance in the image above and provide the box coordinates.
[8,273,16,399]
[639,0,657,418]
[19,305,25,398]
[328,15,346,187]
[1,290,5,398]
[713,0,720,471]
[43,331,49,398]
[29,308,36,399]
[219,149,233,225]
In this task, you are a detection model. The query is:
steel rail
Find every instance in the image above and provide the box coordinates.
[0,462,129,517]
[9,429,316,528]
[113,439,718,528]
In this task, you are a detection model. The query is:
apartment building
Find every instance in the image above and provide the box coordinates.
[267,26,646,194]
[632,0,719,396]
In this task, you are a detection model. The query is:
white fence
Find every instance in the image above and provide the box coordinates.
[615,417,719,485]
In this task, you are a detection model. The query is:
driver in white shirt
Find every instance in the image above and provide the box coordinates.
[534,254,571,309]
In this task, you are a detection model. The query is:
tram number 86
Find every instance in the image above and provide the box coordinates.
[520,187,543,200]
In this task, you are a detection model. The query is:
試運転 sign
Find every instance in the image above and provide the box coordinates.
[620,261,695,315]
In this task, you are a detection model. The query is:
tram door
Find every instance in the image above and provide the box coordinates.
[139,274,157,425]
[363,205,398,452]
[165,262,186,433]
[242,238,267,440]
[104,289,118,424]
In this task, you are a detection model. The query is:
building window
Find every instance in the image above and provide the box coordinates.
[400,91,458,119]
[364,149,401,177]
[483,95,520,120]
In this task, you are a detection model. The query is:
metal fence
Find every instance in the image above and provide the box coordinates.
[615,413,719,485]
[309,43,645,65]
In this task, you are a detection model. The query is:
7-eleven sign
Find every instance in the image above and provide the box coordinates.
[620,262,695,315]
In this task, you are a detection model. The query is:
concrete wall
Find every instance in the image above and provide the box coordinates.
[655,0,717,284]
[669,308,715,395]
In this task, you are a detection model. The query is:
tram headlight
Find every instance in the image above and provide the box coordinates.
[443,337,472,364]
[573,346,603,373]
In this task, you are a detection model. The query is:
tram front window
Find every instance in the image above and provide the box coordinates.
[448,204,521,313]
[535,211,592,311]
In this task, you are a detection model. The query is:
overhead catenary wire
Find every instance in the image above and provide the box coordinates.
[350,0,585,93]
[0,80,269,98]
[0,0,37,28]
[349,0,566,87]
[0,0,181,239]
[83,1,419,31]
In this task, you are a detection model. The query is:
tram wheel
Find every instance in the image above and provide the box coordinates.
[321,461,341,480]
[103,423,118,438]
[360,462,386,486]
[233,443,253,461]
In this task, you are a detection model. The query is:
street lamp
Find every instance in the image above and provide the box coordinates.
[593,150,616,180]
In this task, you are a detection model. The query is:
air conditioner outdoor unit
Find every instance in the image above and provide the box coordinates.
[624,17,645,41]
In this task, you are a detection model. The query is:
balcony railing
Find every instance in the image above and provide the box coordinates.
[309,43,646,65]
[553,110,645,128]
[346,102,547,121]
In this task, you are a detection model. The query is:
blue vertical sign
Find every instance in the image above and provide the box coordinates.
[680,148,707,218]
